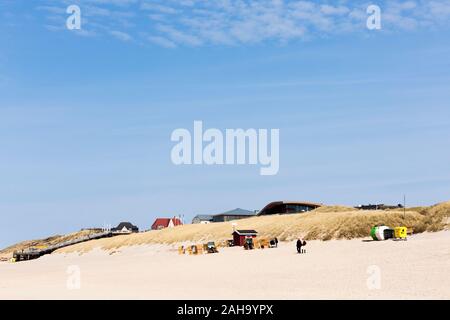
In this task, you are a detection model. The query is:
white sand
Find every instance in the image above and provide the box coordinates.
[0,231,449,300]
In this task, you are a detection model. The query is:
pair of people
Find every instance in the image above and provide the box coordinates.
[296,238,307,254]
[270,237,279,248]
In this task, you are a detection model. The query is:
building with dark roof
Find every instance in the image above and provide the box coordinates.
[212,208,257,222]
[355,204,403,210]
[257,201,322,216]
[111,222,139,234]
[191,214,214,224]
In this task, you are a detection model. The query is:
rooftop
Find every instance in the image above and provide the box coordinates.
[215,208,256,216]
[233,229,258,235]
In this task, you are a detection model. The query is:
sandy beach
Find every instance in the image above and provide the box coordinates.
[0,231,449,300]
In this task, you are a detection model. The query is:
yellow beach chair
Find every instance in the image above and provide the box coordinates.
[394,227,407,240]
[259,238,270,249]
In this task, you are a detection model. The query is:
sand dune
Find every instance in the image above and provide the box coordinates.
[54,202,450,254]
[2,202,449,259]
[0,230,102,259]
[0,231,449,299]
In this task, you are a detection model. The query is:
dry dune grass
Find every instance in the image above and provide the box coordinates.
[3,202,449,257]
[56,203,450,254]
[311,205,357,213]
[413,201,450,232]
[0,230,99,259]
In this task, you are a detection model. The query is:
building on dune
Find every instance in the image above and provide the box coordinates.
[191,214,214,224]
[212,208,257,222]
[191,208,257,224]
[111,222,139,234]
[151,217,183,230]
[355,204,403,210]
[257,201,322,216]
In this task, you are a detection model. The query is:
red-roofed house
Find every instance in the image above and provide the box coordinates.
[151,217,183,230]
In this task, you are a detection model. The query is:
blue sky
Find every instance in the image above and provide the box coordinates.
[1,0,450,248]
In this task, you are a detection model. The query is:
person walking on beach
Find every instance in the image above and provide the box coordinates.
[296,238,303,254]
[274,237,278,248]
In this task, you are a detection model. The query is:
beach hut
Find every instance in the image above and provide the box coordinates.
[232,230,258,246]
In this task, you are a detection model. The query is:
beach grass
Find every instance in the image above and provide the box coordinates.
[2,201,449,256]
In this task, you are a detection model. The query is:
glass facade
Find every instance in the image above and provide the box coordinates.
[259,203,319,215]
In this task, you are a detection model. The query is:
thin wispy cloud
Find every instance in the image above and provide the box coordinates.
[147,35,177,48]
[87,0,138,6]
[27,0,450,46]
[140,2,179,14]
[110,29,132,41]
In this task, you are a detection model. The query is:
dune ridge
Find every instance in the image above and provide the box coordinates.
[56,201,450,254]
[2,201,449,257]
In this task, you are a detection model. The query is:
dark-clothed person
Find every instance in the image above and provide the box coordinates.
[296,239,302,253]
